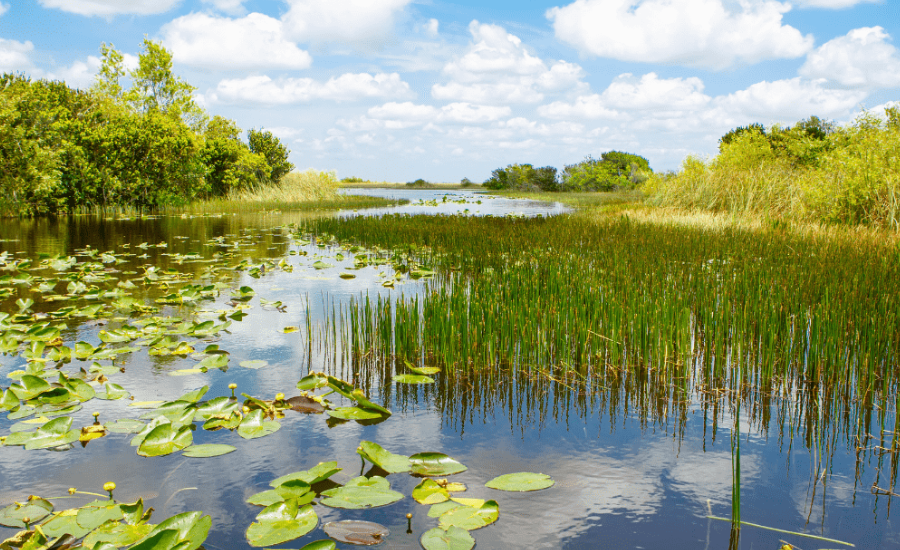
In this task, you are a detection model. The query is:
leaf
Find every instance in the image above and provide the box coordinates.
[319,476,403,510]
[195,396,240,421]
[182,444,236,458]
[40,509,93,538]
[24,416,80,450]
[485,472,555,492]
[404,361,441,375]
[338,272,356,279]
[283,326,299,334]
[137,423,193,457]
[409,453,468,477]
[356,441,411,473]
[292,541,336,550]
[311,261,333,270]
[323,520,389,545]
[420,526,475,550]
[327,407,381,420]
[438,500,499,531]
[296,372,328,391]
[284,395,325,414]
[202,411,242,431]
[82,520,154,548]
[177,386,209,403]
[238,409,281,440]
[9,374,51,401]
[96,383,130,400]
[427,501,462,518]
[0,498,53,528]
[131,511,211,550]
[393,374,435,384]
[412,479,449,505]
[75,500,122,530]
[349,389,391,417]
[245,501,318,547]
[240,360,269,370]
[270,461,341,487]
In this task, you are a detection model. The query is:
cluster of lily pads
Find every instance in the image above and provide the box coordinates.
[240,439,553,548]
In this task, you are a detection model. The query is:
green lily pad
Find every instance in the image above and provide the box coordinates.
[270,461,342,487]
[238,409,281,439]
[40,508,93,538]
[393,374,435,384]
[137,423,193,457]
[327,407,381,420]
[9,374,51,401]
[428,501,463,518]
[240,360,269,370]
[409,453,468,477]
[420,526,475,550]
[485,472,555,492]
[75,500,123,530]
[311,261,333,270]
[203,411,242,431]
[319,476,404,510]
[104,418,146,434]
[292,541,337,550]
[338,272,356,279]
[0,497,53,528]
[96,382,130,400]
[296,372,329,391]
[349,390,391,417]
[182,444,236,458]
[323,520,389,545]
[195,396,240,421]
[82,520,154,548]
[130,511,211,550]
[406,363,441,375]
[285,395,325,413]
[25,416,81,450]
[249,481,314,507]
[177,386,209,403]
[413,479,450,505]
[246,501,318,547]
[438,500,499,531]
[356,441,411,473]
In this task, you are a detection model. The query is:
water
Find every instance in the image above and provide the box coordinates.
[0,192,896,549]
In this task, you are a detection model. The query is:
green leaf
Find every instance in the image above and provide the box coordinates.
[75,500,122,531]
[24,416,80,450]
[239,360,269,370]
[195,396,239,421]
[319,476,404,510]
[485,472,555,492]
[326,407,381,420]
[420,526,475,550]
[405,361,441,375]
[40,509,93,538]
[137,423,193,457]
[9,375,51,401]
[246,501,318,547]
[296,372,328,391]
[247,490,285,507]
[438,500,499,531]
[182,444,236,458]
[356,441,411,473]
[311,261,332,270]
[131,511,211,550]
[292,541,336,550]
[409,453,468,477]
[96,382,130,400]
[350,389,391,417]
[412,479,450,505]
[393,374,435,384]
[202,412,241,431]
[269,461,342,487]
[0,497,53,528]
[82,520,153,548]
[177,386,209,403]
[237,409,281,440]
[427,501,462,518]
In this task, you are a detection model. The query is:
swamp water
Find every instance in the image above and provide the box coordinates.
[0,190,897,549]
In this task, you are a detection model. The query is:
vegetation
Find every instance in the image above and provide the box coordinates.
[0,39,296,216]
[647,110,900,227]
[483,151,651,192]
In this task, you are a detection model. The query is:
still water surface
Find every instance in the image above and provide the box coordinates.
[0,190,896,549]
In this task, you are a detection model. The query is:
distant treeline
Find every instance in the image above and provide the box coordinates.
[483,151,652,192]
[0,39,293,215]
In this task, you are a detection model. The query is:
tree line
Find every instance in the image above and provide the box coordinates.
[0,39,293,215]
[483,151,652,192]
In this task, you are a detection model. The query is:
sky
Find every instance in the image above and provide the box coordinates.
[1,0,899,182]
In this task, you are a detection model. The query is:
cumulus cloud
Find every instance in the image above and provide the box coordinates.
[422,18,439,37]
[800,27,900,89]
[715,77,867,121]
[546,0,813,70]
[161,13,312,70]
[209,73,414,105]
[37,0,181,16]
[0,38,34,73]
[793,0,877,7]
[281,0,412,48]
[367,101,512,126]
[200,0,246,15]
[50,56,101,89]
[432,21,588,105]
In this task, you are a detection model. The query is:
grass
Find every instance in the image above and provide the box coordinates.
[340,181,480,189]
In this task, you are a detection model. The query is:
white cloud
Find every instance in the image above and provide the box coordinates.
[432,21,588,105]
[546,0,813,70]
[50,56,101,89]
[0,4,8,17]
[793,0,877,7]
[367,101,512,126]
[716,77,867,121]
[0,38,34,73]
[281,0,412,48]
[210,73,414,105]
[161,13,312,70]
[422,18,439,37]
[538,95,621,120]
[800,27,900,89]
[37,0,181,16]
[200,0,246,15]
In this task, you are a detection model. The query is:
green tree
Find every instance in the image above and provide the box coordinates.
[248,128,294,182]
[718,123,766,152]
[92,43,126,100]
[202,116,269,196]
[127,38,204,128]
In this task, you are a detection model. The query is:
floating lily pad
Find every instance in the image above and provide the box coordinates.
[130,511,211,550]
[409,453,468,477]
[438,500,499,531]
[182,444,236,458]
[420,526,475,550]
[129,401,164,409]
[238,409,281,439]
[285,395,325,413]
[319,476,403,509]
[338,273,356,279]
[96,382,130,400]
[413,479,450,505]
[76,500,123,530]
[137,423,193,457]
[393,374,434,384]
[296,372,329,391]
[356,441,411,474]
[25,416,81,450]
[0,497,53,528]
[485,472,554,492]
[323,520,388,546]
[427,501,463,518]
[196,397,240,421]
[327,407,381,420]
[293,541,337,550]
[82,520,153,548]
[105,418,146,434]
[270,462,342,487]
[41,508,93,539]
[283,326,299,334]
[246,501,318,547]
[240,360,269,370]
[312,261,333,270]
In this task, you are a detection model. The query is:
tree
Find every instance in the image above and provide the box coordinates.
[92,43,126,100]
[248,129,294,182]
[719,123,766,152]
[127,38,204,128]
[202,116,270,196]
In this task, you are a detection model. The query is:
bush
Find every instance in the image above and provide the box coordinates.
[341,176,365,183]
[560,152,651,191]
[406,179,434,188]
[460,177,474,187]
[483,164,558,191]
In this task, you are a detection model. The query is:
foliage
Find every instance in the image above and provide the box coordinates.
[341,176,366,183]
[406,178,434,188]
[248,128,294,182]
[482,164,558,191]
[560,152,651,191]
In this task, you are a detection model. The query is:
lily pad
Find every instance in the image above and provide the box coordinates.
[327,407,381,420]
[240,360,269,370]
[296,372,329,391]
[323,520,388,546]
[25,416,81,450]
[293,541,337,550]
[238,409,281,440]
[270,461,342,487]
[393,374,434,384]
[137,423,193,457]
[196,396,240,421]
[409,453,468,477]
[438,500,499,531]
[319,476,404,510]
[420,526,475,550]
[356,441,411,474]
[96,382,130,400]
[130,511,211,550]
[285,395,325,413]
[82,520,154,548]
[0,497,53,528]
[405,362,441,376]
[182,444,236,458]
[105,418,146,434]
[427,501,463,518]
[246,501,318,547]
[485,472,554,492]
[412,479,450,505]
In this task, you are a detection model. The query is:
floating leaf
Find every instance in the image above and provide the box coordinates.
[413,479,450,505]
[420,526,475,550]
[338,273,356,279]
[327,407,381,420]
[292,541,336,550]
[311,261,333,270]
[240,360,269,370]
[238,409,281,440]
[393,374,434,384]
[427,501,462,518]
[246,501,318,547]
[41,508,93,538]
[178,386,209,403]
[319,476,403,510]
[485,472,554,492]
[349,390,391,417]
[129,401,164,409]
[105,418,146,434]
[323,520,388,546]
[182,444,236,458]
[0,497,53,528]
[283,326,299,334]
[285,395,325,413]
[137,424,193,457]
[25,416,81,450]
[170,368,206,377]
[96,383,130,400]
[410,453,468,477]
[356,441,411,474]
[270,461,342,487]
[130,511,211,550]
[248,480,314,507]
[404,361,441,375]
[203,412,242,431]
[75,500,123,530]
[438,500,499,531]
[196,396,240,421]
[296,372,329,391]
[82,520,153,548]
[9,374,51,401]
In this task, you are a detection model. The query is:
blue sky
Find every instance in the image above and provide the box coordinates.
[2,0,898,181]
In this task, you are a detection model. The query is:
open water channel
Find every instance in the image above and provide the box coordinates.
[0,190,897,549]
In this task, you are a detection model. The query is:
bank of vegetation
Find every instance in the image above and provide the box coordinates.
[483,151,651,192]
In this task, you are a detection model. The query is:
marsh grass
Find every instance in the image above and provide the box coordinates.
[487,189,642,209]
